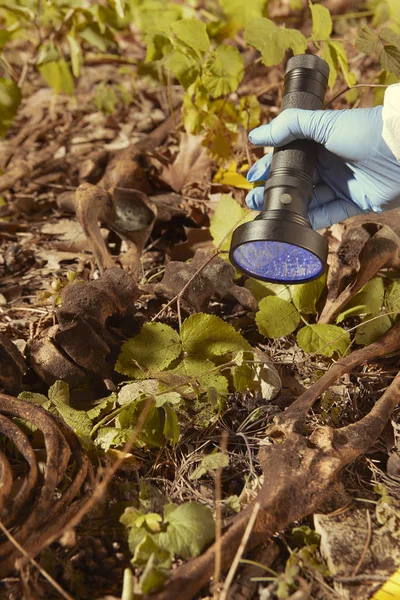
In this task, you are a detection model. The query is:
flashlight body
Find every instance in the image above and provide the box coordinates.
[229,54,330,284]
[263,54,329,219]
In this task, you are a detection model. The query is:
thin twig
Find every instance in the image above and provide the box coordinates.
[325,84,389,108]
[352,509,372,577]
[219,502,261,600]
[213,430,228,599]
[335,574,387,583]
[0,521,74,600]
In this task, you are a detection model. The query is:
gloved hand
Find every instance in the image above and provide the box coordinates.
[245,105,400,230]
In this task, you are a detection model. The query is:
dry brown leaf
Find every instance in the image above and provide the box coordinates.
[162,134,212,195]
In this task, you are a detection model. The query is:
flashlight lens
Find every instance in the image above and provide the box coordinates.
[232,241,323,282]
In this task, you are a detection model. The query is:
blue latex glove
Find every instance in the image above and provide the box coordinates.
[246,106,400,230]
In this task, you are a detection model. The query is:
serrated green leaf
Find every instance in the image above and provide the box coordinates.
[203,45,244,98]
[18,391,48,405]
[155,392,181,407]
[336,278,385,323]
[355,25,381,54]
[172,357,229,400]
[210,194,251,252]
[171,18,209,56]
[157,502,215,559]
[116,323,181,378]
[244,18,286,66]
[48,380,93,444]
[256,297,300,339]
[309,2,332,40]
[245,18,306,66]
[180,313,251,359]
[135,1,182,34]
[0,77,21,137]
[166,49,199,89]
[379,44,400,77]
[189,452,229,480]
[380,26,400,48]
[296,324,350,357]
[384,280,400,314]
[95,426,134,451]
[118,380,158,405]
[162,405,180,445]
[280,28,307,55]
[290,273,326,315]
[245,279,292,303]
[355,314,393,346]
[67,33,82,78]
[219,0,268,26]
[87,394,116,420]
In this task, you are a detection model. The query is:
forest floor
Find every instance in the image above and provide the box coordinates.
[0,3,400,600]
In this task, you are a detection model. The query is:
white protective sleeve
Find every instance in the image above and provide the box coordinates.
[382,83,400,162]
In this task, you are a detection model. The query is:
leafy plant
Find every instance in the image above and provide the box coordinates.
[120,498,215,594]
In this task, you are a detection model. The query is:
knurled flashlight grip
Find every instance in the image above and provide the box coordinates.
[263,54,329,220]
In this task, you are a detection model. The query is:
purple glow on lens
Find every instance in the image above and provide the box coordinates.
[233,241,323,282]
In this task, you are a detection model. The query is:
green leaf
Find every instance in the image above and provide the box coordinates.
[157,502,215,559]
[166,50,199,89]
[139,554,169,595]
[39,59,74,95]
[94,82,117,113]
[18,391,48,405]
[87,394,116,419]
[162,405,180,445]
[78,23,116,52]
[110,0,125,19]
[172,357,229,400]
[48,380,93,444]
[321,42,338,89]
[256,297,300,339]
[336,278,385,323]
[380,26,400,48]
[245,279,291,303]
[297,324,350,357]
[155,392,181,407]
[95,427,134,451]
[309,2,332,40]
[219,0,268,26]
[329,41,357,87]
[280,28,307,55]
[116,323,181,378]
[0,29,10,50]
[67,33,82,78]
[171,18,209,56]
[133,535,171,567]
[118,380,158,405]
[210,194,251,252]
[355,314,393,346]
[245,18,306,66]
[180,313,251,360]
[355,25,381,54]
[0,77,21,137]
[384,280,400,314]
[203,45,244,98]
[290,273,326,315]
[379,44,400,77]
[189,452,229,480]
[233,362,253,392]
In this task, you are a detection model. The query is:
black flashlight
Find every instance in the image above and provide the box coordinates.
[230,54,330,284]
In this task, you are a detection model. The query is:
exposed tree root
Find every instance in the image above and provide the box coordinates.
[145,321,400,600]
